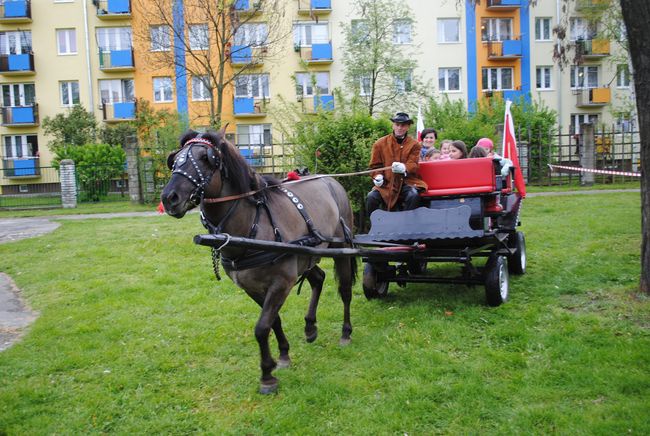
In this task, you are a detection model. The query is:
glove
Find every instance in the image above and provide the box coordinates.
[373,174,384,187]
[391,161,406,174]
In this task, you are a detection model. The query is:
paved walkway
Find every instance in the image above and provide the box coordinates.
[0,189,640,351]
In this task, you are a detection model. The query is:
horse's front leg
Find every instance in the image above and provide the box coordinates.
[254,283,292,395]
[334,257,354,345]
[304,265,325,343]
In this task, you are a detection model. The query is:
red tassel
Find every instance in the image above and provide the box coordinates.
[286,171,300,181]
[157,201,165,214]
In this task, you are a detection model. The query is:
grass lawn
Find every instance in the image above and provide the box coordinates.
[0,192,648,434]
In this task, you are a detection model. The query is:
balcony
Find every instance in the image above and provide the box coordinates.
[297,42,332,64]
[484,89,525,102]
[99,49,135,71]
[297,0,331,15]
[94,0,131,19]
[0,53,34,75]
[2,157,40,178]
[101,101,136,122]
[1,104,38,126]
[575,87,610,107]
[230,45,267,66]
[0,0,31,23]
[237,146,264,166]
[486,0,522,10]
[300,95,334,113]
[575,38,610,59]
[233,0,262,15]
[487,38,522,60]
[233,97,268,118]
[575,0,608,11]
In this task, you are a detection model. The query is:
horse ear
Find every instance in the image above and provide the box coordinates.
[219,123,229,135]
[166,150,179,170]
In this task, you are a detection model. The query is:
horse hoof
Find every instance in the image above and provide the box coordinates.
[277,357,291,369]
[259,379,278,395]
[305,331,318,343]
[339,337,351,346]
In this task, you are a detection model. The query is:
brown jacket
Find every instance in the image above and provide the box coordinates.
[369,134,427,209]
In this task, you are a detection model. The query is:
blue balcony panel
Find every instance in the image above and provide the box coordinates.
[234,97,255,114]
[314,95,334,111]
[238,147,263,166]
[501,0,522,5]
[8,54,30,71]
[311,43,332,60]
[311,0,331,8]
[231,45,252,63]
[107,0,129,13]
[12,106,34,123]
[5,1,27,17]
[502,39,522,56]
[13,158,36,176]
[234,0,249,9]
[110,50,133,67]
[114,102,135,119]
[503,90,524,101]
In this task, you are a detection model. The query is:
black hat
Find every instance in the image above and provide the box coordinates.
[390,112,414,124]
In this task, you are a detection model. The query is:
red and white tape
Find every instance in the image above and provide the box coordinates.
[548,164,641,178]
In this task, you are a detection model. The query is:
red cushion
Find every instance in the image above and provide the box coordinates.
[419,158,497,197]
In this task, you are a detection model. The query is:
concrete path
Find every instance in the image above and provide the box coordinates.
[0,273,38,352]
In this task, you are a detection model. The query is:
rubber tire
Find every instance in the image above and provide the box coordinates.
[407,259,427,275]
[485,255,509,307]
[362,263,389,300]
[507,232,526,275]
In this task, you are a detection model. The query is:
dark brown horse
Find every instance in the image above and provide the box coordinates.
[160,130,357,394]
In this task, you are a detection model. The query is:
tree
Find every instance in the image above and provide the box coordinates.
[340,0,428,116]
[42,105,97,152]
[134,0,289,128]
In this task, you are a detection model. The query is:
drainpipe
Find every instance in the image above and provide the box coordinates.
[556,0,563,130]
[82,0,95,113]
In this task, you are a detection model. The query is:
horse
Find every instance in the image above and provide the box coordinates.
[160,129,357,394]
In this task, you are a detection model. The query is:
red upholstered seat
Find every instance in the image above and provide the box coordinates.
[419,158,497,197]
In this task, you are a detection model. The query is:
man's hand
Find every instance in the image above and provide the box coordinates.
[391,161,406,174]
[373,174,384,187]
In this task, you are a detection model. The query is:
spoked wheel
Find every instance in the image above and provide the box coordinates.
[484,255,509,307]
[362,263,389,300]
[507,231,526,275]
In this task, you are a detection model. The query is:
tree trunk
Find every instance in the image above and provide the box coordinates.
[620,0,650,293]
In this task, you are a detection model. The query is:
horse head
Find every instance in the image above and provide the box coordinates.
[161,129,255,218]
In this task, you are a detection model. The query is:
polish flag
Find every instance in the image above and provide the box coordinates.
[502,100,527,198]
[416,105,425,142]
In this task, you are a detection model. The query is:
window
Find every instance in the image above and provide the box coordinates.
[437,18,460,43]
[570,65,599,88]
[351,19,369,43]
[617,64,630,88]
[234,23,268,47]
[150,25,171,51]
[394,70,412,93]
[481,67,513,90]
[60,81,79,106]
[438,67,460,92]
[56,29,77,55]
[3,135,38,158]
[535,18,551,41]
[236,124,271,147]
[153,77,173,102]
[295,72,329,96]
[235,74,270,98]
[615,115,634,133]
[293,22,328,47]
[481,18,512,41]
[536,66,552,90]
[393,20,412,44]
[192,75,211,101]
[1,83,35,106]
[571,113,598,134]
[359,74,371,96]
[569,17,596,41]
[99,79,134,103]
[96,27,132,51]
[0,31,32,54]
[189,24,209,51]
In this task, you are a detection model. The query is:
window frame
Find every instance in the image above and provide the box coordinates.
[150,25,171,52]
[481,67,514,91]
[535,17,552,41]
[295,72,330,96]
[535,66,553,90]
[60,81,80,106]
[438,67,461,92]
[191,75,211,101]
[616,64,630,88]
[152,77,173,103]
[3,134,38,159]
[437,18,460,43]
[293,21,329,47]
[189,24,209,51]
[56,28,77,55]
[234,74,270,99]
[570,65,599,89]
[481,18,513,42]
[392,19,412,45]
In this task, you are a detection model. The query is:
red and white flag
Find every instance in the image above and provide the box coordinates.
[502,100,526,198]
[416,105,425,142]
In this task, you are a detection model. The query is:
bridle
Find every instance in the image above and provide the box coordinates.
[170,136,224,206]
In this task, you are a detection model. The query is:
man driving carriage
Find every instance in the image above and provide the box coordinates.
[366,112,427,215]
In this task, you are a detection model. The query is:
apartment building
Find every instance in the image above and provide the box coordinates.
[0,0,633,195]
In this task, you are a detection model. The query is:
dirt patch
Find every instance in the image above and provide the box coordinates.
[0,272,38,352]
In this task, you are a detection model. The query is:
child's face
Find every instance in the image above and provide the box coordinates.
[448,145,464,160]
[422,133,436,148]
[440,142,450,154]
[425,152,440,161]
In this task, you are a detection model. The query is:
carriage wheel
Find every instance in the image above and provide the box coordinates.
[362,263,389,300]
[507,231,526,275]
[484,255,509,307]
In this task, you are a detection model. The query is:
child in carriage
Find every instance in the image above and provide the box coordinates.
[475,137,513,177]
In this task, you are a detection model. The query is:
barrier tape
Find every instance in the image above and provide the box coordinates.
[547,164,641,178]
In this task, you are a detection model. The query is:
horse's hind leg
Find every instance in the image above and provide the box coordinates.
[272,315,291,369]
[334,257,354,345]
[304,265,325,343]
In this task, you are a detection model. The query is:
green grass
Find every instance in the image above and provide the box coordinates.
[0,201,155,219]
[0,193,648,434]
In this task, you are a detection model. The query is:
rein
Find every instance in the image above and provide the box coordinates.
[202,166,392,204]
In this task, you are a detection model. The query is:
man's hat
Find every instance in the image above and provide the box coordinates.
[390,112,414,124]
